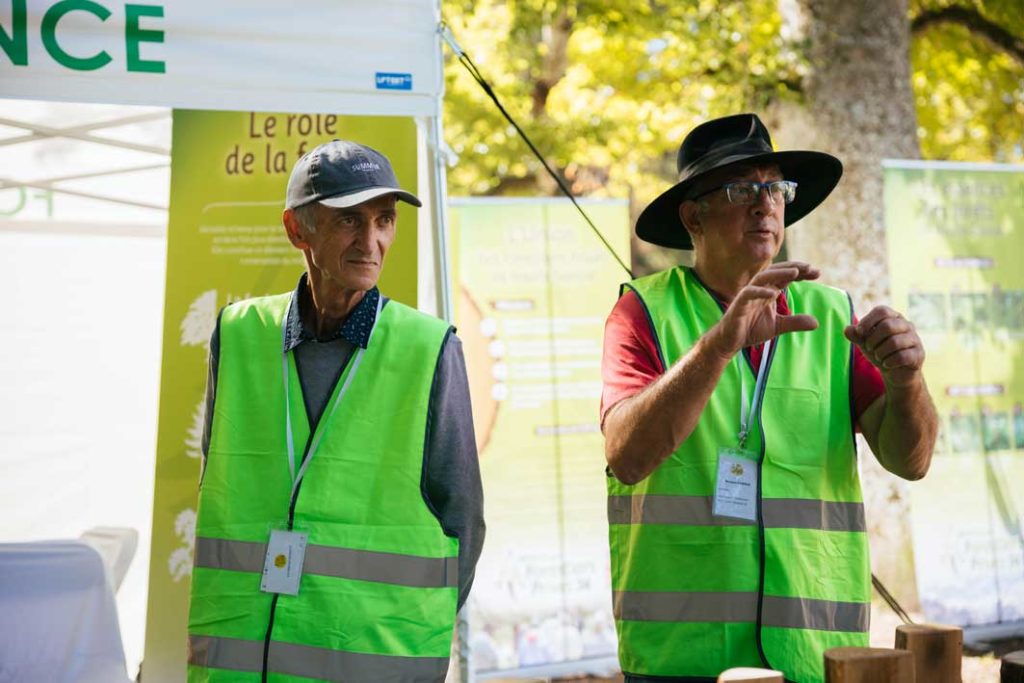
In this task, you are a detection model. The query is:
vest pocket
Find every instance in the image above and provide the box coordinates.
[762,386,824,468]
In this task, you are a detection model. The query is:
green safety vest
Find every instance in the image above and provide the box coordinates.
[608,267,869,683]
[187,292,459,683]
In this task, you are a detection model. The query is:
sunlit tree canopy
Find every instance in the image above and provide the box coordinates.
[442,0,1024,202]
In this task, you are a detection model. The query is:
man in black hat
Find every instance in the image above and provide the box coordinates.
[187,140,484,682]
[600,114,937,682]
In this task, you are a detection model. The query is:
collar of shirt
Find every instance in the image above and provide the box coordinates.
[282,274,381,352]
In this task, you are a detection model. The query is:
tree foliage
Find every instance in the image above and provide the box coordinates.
[442,0,804,206]
[442,0,1024,201]
[911,0,1024,162]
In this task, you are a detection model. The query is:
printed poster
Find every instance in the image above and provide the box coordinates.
[884,161,1024,627]
[451,198,629,675]
[143,110,418,681]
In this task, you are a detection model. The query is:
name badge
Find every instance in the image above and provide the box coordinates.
[712,448,758,522]
[261,529,308,595]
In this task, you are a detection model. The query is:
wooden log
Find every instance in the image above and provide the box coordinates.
[1003,651,1024,683]
[894,623,962,683]
[824,646,914,683]
[717,667,784,682]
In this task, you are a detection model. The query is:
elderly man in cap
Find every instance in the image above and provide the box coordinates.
[601,114,937,682]
[187,140,485,682]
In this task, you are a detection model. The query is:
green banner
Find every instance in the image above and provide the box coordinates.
[883,161,1024,627]
[451,198,629,673]
[142,110,418,681]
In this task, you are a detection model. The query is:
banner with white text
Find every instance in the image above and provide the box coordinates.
[884,160,1024,627]
[451,198,629,676]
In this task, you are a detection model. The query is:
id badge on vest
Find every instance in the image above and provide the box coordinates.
[712,339,771,522]
[713,446,758,521]
[261,529,308,595]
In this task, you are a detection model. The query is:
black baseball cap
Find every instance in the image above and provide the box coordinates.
[285,139,421,210]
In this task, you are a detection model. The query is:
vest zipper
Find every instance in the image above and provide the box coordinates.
[259,430,316,683]
[691,268,781,669]
[261,347,354,682]
[753,336,779,671]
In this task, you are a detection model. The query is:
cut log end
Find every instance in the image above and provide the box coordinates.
[717,667,784,682]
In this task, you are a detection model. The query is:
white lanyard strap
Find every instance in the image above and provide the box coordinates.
[281,292,382,498]
[738,338,772,447]
[282,297,297,483]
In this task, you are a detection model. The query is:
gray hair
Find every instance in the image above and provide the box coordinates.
[691,198,711,217]
[681,192,711,219]
[293,203,319,234]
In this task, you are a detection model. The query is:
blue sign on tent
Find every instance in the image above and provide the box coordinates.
[375,72,413,91]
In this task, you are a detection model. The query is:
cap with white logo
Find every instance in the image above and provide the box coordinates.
[285,139,421,210]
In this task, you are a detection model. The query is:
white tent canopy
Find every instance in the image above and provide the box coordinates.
[1,2,451,679]
[0,99,170,226]
[1,0,452,314]
[2,0,443,116]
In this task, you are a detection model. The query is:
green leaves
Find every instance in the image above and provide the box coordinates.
[445,1,804,211]
[442,0,1023,210]
[910,0,1024,163]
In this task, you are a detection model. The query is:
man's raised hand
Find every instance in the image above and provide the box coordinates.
[844,306,925,388]
[709,261,821,358]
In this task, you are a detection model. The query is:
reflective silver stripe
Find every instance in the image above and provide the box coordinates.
[608,494,753,527]
[188,634,262,673]
[762,498,866,532]
[271,639,449,682]
[188,635,450,681]
[194,536,457,588]
[612,591,868,633]
[762,595,869,633]
[194,537,266,573]
[613,590,758,623]
[608,495,865,532]
[305,545,458,589]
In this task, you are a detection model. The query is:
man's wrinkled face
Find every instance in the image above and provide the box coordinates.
[682,164,786,266]
[301,194,397,293]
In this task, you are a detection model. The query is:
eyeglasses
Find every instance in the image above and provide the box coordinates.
[690,180,798,206]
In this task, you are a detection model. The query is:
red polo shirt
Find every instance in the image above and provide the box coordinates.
[600,289,885,427]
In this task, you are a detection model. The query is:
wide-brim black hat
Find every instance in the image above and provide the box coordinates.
[636,113,843,250]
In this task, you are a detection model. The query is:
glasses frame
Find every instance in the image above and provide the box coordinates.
[689,179,798,206]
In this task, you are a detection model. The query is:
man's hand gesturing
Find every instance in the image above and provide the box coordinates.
[844,306,925,388]
[708,261,821,358]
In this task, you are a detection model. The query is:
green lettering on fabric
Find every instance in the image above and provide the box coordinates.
[1,0,28,66]
[125,4,164,73]
[41,0,112,71]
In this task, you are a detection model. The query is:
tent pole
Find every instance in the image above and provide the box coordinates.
[427,115,454,323]
[426,113,472,683]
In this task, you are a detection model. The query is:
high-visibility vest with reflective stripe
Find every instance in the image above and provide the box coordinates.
[608,267,869,683]
[188,293,458,683]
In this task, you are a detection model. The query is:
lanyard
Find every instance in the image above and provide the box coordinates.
[281,292,381,500]
[737,338,772,448]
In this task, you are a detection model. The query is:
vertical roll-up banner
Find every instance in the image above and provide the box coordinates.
[143,111,418,680]
[883,160,1024,629]
[451,198,629,676]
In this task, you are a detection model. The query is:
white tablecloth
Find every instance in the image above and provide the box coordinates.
[0,541,132,683]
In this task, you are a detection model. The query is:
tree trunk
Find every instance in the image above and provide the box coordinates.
[769,0,924,612]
